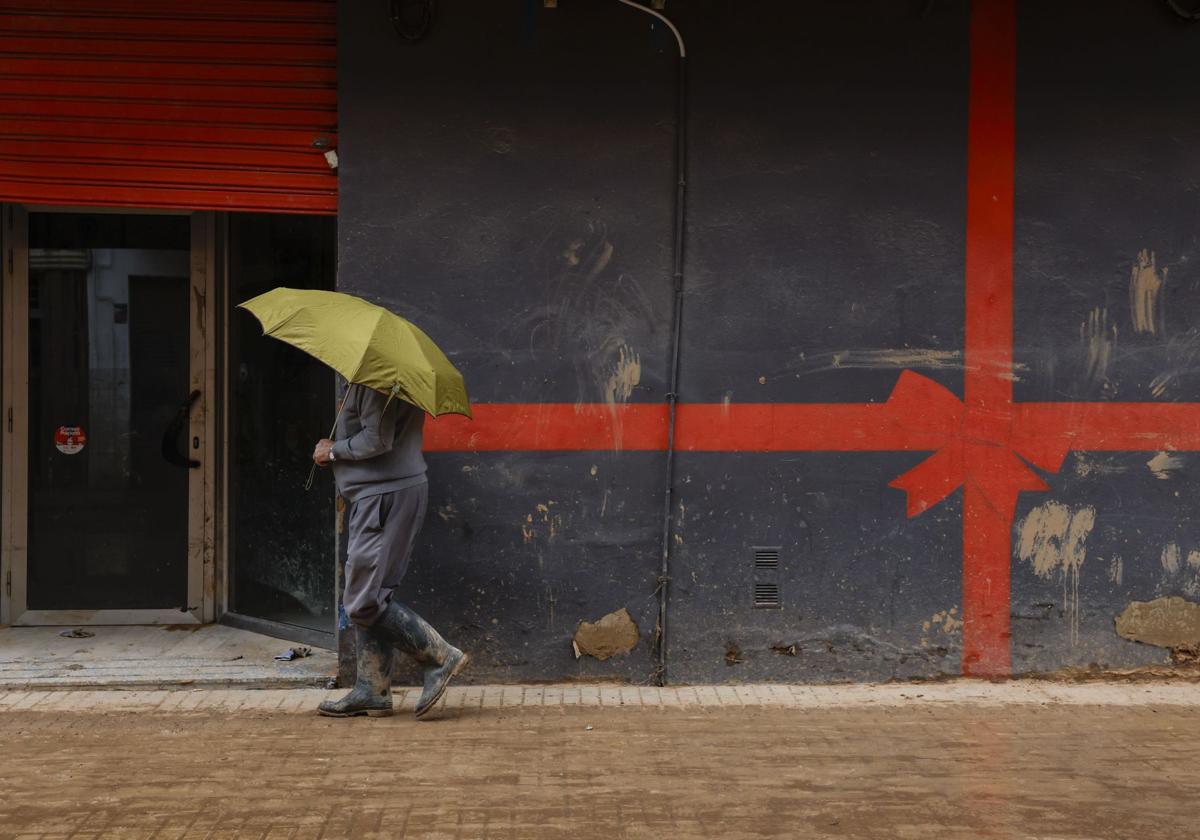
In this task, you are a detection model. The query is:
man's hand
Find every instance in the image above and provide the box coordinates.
[313,439,336,467]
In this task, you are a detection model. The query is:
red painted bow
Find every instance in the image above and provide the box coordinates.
[885,371,1071,520]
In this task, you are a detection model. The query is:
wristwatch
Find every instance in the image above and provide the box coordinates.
[328,446,337,462]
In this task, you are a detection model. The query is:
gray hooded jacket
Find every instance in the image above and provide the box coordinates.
[330,384,427,502]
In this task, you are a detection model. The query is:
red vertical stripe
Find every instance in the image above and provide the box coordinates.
[964,0,1017,413]
[961,0,1018,677]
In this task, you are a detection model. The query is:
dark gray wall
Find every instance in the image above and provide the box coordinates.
[669,0,970,682]
[338,0,1200,683]
[339,0,676,682]
[1010,0,1200,672]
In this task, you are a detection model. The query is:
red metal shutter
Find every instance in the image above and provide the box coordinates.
[0,1,336,214]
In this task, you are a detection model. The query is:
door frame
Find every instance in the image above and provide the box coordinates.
[1,204,218,625]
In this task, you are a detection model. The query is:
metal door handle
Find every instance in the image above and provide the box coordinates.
[162,390,201,469]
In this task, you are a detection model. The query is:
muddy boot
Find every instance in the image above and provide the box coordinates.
[376,600,469,719]
[317,624,394,718]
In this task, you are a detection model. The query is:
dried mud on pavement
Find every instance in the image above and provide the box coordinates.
[2,696,1198,839]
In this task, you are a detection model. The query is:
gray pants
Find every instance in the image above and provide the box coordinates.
[343,483,429,626]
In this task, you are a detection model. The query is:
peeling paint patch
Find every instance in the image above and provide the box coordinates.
[920,607,962,648]
[1115,597,1200,649]
[571,608,639,661]
[1015,502,1096,645]
[1130,249,1166,335]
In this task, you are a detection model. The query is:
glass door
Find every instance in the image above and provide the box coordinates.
[226,213,336,639]
[2,208,212,624]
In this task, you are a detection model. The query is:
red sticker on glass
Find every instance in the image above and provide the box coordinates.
[54,425,86,455]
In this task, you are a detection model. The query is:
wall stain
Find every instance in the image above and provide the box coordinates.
[1108,555,1123,586]
[1161,542,1181,575]
[780,347,986,379]
[1015,502,1096,646]
[1080,306,1116,393]
[1147,451,1184,480]
[604,343,641,404]
[1130,248,1165,335]
[1071,453,1128,479]
[522,501,562,550]
[1156,543,1200,597]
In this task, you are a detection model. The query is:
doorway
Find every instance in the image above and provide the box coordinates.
[223,213,337,644]
[1,208,216,625]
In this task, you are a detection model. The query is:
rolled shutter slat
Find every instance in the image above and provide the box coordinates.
[0,0,336,214]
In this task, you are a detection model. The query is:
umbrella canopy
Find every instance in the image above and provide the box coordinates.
[238,288,471,418]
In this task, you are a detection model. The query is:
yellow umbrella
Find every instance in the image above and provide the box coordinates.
[239,288,472,487]
[239,288,471,418]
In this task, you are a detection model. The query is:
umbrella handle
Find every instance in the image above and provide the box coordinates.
[305,393,349,491]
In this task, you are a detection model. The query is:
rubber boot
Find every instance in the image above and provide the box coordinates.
[375,600,469,719]
[317,624,394,717]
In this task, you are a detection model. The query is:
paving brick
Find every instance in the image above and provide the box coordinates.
[734,685,759,705]
[177,690,208,711]
[714,686,742,706]
[3,686,1199,839]
[4,683,1200,717]
[395,688,419,712]
[640,686,660,705]
[11,691,51,710]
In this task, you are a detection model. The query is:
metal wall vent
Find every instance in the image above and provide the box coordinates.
[752,546,782,608]
[753,547,780,569]
[753,582,781,609]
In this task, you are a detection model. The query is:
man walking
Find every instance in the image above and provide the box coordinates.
[312,382,468,718]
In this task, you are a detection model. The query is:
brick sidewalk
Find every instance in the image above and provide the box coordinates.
[3,681,1199,839]
[1,680,1198,714]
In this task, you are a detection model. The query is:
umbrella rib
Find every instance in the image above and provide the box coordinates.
[261,307,305,334]
[348,307,388,387]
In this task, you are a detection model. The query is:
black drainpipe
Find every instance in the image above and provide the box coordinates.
[615,0,686,686]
